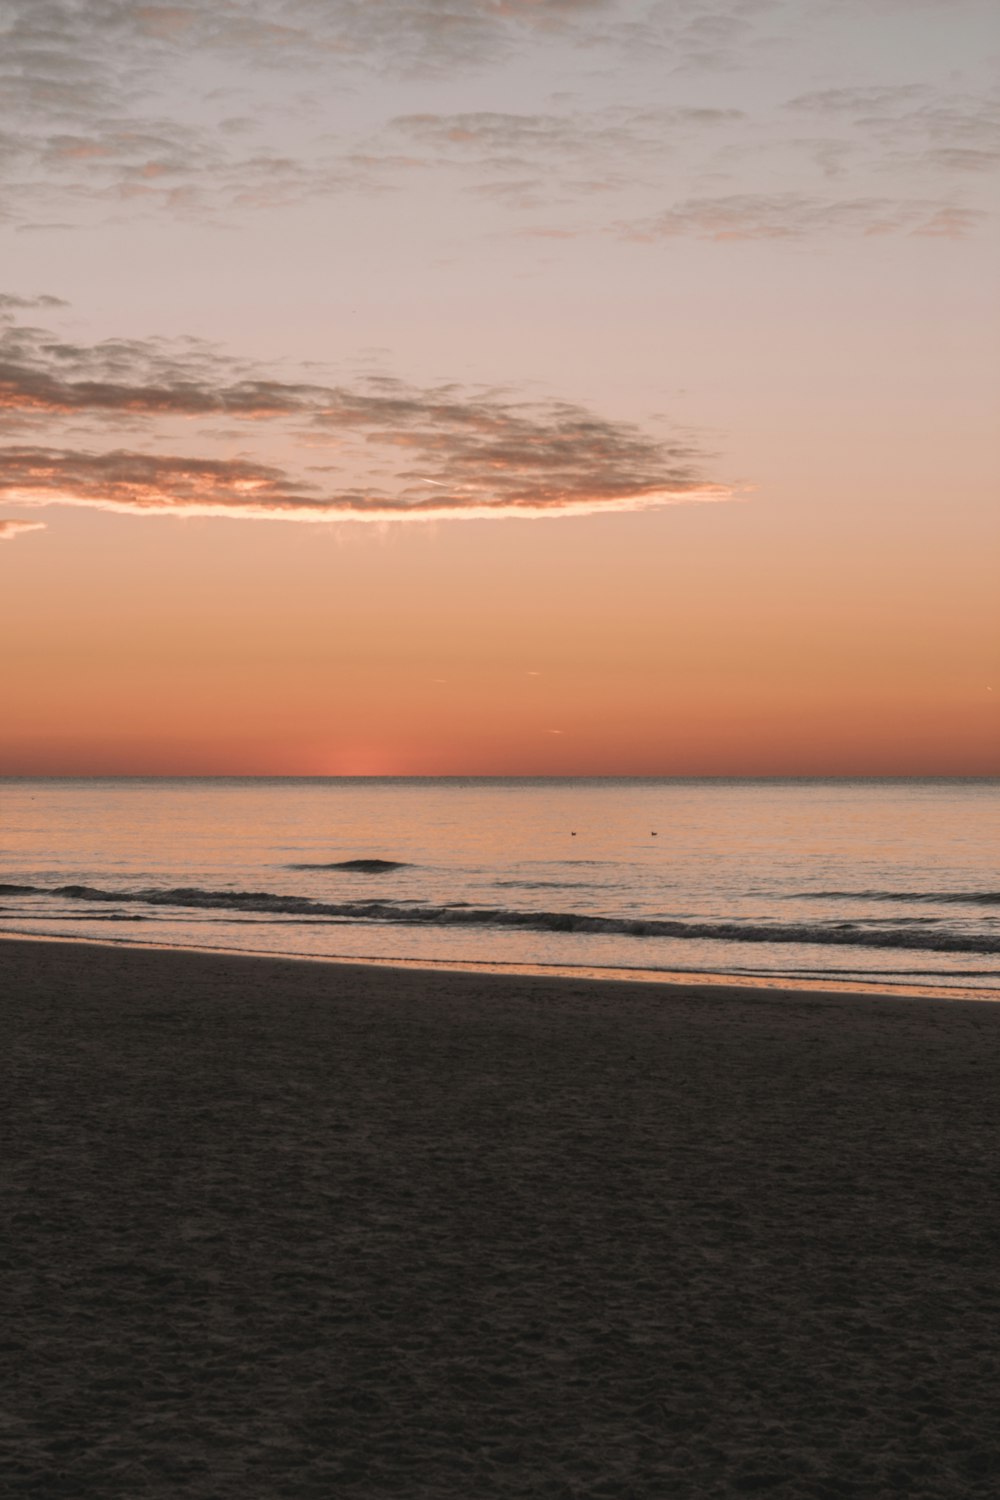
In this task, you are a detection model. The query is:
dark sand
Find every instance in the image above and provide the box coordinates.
[2,939,999,1498]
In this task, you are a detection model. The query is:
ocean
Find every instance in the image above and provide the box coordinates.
[1,777,998,997]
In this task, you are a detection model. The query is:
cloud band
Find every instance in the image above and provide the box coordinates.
[0,304,732,524]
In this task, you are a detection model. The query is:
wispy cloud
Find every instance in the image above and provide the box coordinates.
[0,304,732,524]
[1,2,622,225]
[0,294,68,312]
[3,2,757,88]
[163,0,616,74]
[0,115,420,223]
[386,104,743,209]
[0,517,46,541]
[0,90,746,229]
[389,106,742,163]
[0,0,618,109]
[3,3,991,240]
[621,192,986,241]
[579,0,787,75]
[785,84,1000,177]
[787,85,931,116]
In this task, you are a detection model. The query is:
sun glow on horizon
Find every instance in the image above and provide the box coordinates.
[0,0,996,776]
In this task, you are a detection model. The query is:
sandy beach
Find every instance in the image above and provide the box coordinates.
[2,938,998,1498]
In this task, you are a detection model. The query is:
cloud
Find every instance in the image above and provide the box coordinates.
[0,2,624,226]
[184,0,615,73]
[787,85,931,116]
[0,318,323,418]
[385,105,744,208]
[0,517,46,541]
[0,112,416,223]
[384,93,993,241]
[369,102,763,226]
[0,84,747,228]
[0,447,312,514]
[389,106,742,163]
[0,439,728,523]
[621,192,986,241]
[1,0,784,89]
[0,304,732,523]
[8,4,986,238]
[13,222,77,235]
[0,0,618,99]
[0,294,69,313]
[0,2,780,228]
[580,0,786,76]
[785,84,1000,178]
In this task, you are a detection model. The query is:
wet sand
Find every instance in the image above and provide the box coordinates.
[2,937,999,1497]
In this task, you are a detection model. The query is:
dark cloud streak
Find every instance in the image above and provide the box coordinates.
[0,307,730,523]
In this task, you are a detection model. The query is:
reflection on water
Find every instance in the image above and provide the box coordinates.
[1,777,998,995]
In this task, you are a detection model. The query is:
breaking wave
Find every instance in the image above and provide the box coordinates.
[798,890,1000,906]
[1,881,998,955]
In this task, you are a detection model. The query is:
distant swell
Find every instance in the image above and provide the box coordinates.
[799,890,1000,906]
[2,881,999,955]
[286,859,410,872]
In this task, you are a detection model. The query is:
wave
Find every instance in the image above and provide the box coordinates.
[285,859,410,872]
[797,890,1000,906]
[2,881,999,955]
[494,879,600,891]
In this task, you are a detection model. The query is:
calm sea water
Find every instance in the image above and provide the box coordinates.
[1,778,998,996]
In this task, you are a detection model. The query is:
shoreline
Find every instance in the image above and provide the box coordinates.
[4,936,1000,1497]
[3,930,998,1004]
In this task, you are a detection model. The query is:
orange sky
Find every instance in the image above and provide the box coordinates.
[1,1,997,775]
[3,493,996,775]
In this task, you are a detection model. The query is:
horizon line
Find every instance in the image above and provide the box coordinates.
[1,773,997,783]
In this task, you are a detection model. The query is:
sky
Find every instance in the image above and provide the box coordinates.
[1,0,997,775]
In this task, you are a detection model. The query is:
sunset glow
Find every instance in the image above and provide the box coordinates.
[1,1,997,775]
